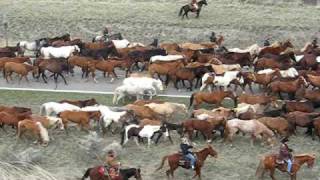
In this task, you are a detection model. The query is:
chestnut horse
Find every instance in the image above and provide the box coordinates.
[17,119,50,146]
[268,76,308,100]
[189,90,236,109]
[181,119,217,142]
[258,40,294,57]
[156,144,217,180]
[0,56,31,73]
[59,98,98,108]
[58,110,101,132]
[0,111,32,131]
[255,153,315,180]
[313,117,320,140]
[3,62,37,83]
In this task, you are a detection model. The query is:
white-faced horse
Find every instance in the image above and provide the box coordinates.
[121,124,170,148]
[40,102,80,116]
[40,45,80,59]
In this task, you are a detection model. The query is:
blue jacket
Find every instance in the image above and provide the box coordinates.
[180,143,193,155]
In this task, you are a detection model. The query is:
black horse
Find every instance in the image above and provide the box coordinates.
[81,167,142,180]
[178,0,208,19]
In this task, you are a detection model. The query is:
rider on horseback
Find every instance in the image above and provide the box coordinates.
[209,32,217,43]
[277,137,293,175]
[180,137,196,169]
[263,37,271,47]
[312,37,318,48]
[190,0,199,11]
[103,26,110,41]
[104,150,121,178]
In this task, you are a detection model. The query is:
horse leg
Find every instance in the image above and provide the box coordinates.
[134,137,140,146]
[269,168,276,180]
[41,72,48,83]
[54,74,58,89]
[155,132,163,144]
[189,80,193,91]
[18,75,23,84]
[59,73,68,85]
[193,168,201,180]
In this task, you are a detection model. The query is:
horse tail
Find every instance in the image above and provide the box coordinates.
[155,155,169,172]
[81,168,92,180]
[179,6,184,16]
[189,93,195,109]
[255,157,265,178]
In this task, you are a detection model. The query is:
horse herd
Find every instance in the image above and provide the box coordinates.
[1,33,320,179]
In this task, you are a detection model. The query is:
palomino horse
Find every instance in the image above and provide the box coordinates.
[144,102,188,120]
[17,119,49,146]
[3,62,38,83]
[155,144,217,180]
[81,166,142,180]
[189,90,236,109]
[255,153,315,180]
[178,0,208,19]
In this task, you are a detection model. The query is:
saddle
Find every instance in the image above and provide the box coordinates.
[98,166,120,180]
[178,152,197,169]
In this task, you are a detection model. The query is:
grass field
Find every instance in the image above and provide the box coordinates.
[0,0,319,48]
[0,89,319,180]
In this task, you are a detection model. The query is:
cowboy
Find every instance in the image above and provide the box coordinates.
[263,37,271,47]
[180,137,196,169]
[311,37,318,48]
[209,32,217,43]
[277,137,293,175]
[102,26,110,41]
[190,0,199,11]
[104,150,121,178]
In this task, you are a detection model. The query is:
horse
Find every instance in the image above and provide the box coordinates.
[0,105,32,114]
[313,117,320,140]
[258,40,294,57]
[144,102,188,119]
[36,58,72,89]
[113,84,157,105]
[202,71,244,91]
[121,124,170,148]
[17,119,49,146]
[128,48,167,71]
[282,100,314,113]
[123,77,164,92]
[29,115,64,130]
[81,166,142,180]
[181,119,216,142]
[224,119,276,146]
[268,76,308,100]
[189,90,236,109]
[306,74,320,89]
[191,51,221,64]
[46,33,71,45]
[255,53,296,71]
[241,71,280,92]
[192,107,235,121]
[40,45,80,59]
[132,99,165,106]
[155,144,217,180]
[148,60,185,85]
[68,55,95,78]
[0,111,32,131]
[59,98,98,108]
[284,111,320,136]
[17,38,48,56]
[88,59,126,83]
[257,117,290,137]
[0,56,32,73]
[237,94,278,106]
[92,32,123,42]
[178,0,208,19]
[150,55,184,63]
[210,64,241,75]
[51,39,83,47]
[0,46,22,57]
[40,102,80,116]
[58,110,101,132]
[125,104,164,121]
[3,62,38,83]
[255,153,315,180]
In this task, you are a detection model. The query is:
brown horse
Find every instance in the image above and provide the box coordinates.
[242,71,279,92]
[132,99,165,106]
[255,53,295,71]
[58,110,101,132]
[313,117,320,140]
[181,119,216,142]
[189,90,236,109]
[284,111,320,136]
[81,166,142,180]
[148,60,185,86]
[88,59,127,82]
[258,40,294,57]
[68,55,95,78]
[215,52,252,67]
[257,117,290,137]
[59,98,98,108]
[0,56,31,73]
[51,39,82,47]
[306,74,320,89]
[125,104,164,121]
[0,111,31,131]
[191,51,222,64]
[156,144,217,180]
[17,119,49,146]
[237,94,278,105]
[282,100,314,113]
[139,118,161,126]
[268,76,308,100]
[3,62,37,83]
[255,153,315,180]
[0,46,22,57]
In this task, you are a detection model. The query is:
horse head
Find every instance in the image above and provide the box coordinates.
[200,0,208,6]
[283,39,294,49]
[154,79,164,91]
[206,144,218,158]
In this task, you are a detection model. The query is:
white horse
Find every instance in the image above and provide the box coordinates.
[40,102,80,116]
[150,55,184,63]
[144,102,188,119]
[17,39,48,55]
[40,45,80,59]
[113,84,157,104]
[123,77,164,91]
[121,124,169,148]
[112,39,130,49]
[81,105,136,133]
[228,44,262,57]
[200,71,243,91]
[225,119,275,146]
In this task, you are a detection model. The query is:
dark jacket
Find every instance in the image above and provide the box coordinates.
[180,143,193,155]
